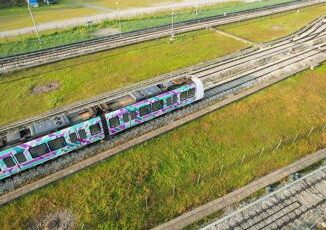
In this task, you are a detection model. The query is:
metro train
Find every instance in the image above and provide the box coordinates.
[0,77,204,180]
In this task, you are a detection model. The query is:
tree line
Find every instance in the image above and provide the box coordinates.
[0,0,29,7]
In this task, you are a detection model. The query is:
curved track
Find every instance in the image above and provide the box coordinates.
[0,0,325,74]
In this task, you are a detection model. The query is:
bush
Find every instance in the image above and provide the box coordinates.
[0,0,27,8]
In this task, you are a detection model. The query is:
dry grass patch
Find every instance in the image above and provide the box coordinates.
[218,3,326,42]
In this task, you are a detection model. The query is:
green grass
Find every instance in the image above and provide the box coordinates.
[0,0,298,57]
[110,0,298,33]
[2,1,326,125]
[0,27,97,57]
[0,0,185,31]
[1,61,326,229]
[219,3,326,42]
[0,4,99,31]
[0,0,295,32]
[0,30,247,125]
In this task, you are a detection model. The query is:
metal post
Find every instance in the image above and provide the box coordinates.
[273,139,282,152]
[145,196,148,210]
[172,185,176,197]
[170,10,175,40]
[116,1,122,32]
[241,154,245,165]
[195,0,199,16]
[307,127,314,138]
[27,2,41,43]
[197,174,201,185]
[219,165,224,176]
[259,147,265,158]
[115,207,119,219]
[292,132,299,144]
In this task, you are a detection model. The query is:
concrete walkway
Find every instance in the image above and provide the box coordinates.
[0,0,260,37]
[211,28,256,45]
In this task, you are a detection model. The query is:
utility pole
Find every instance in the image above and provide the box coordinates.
[27,1,41,43]
[116,1,122,32]
[170,9,175,40]
[196,0,199,16]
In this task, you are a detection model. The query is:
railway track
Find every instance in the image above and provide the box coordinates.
[1,14,326,136]
[1,15,326,206]
[203,165,326,230]
[0,0,325,74]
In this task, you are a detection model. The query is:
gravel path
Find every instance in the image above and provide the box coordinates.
[203,165,326,230]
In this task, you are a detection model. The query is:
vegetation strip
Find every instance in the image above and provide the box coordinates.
[2,3,326,127]
[218,3,326,42]
[1,0,323,72]
[154,148,326,229]
[0,30,247,126]
[0,67,311,207]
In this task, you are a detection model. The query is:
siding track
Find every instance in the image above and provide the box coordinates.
[1,14,326,135]
[1,12,326,209]
[0,0,325,74]
[203,165,326,230]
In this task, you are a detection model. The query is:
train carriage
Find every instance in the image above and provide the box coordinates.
[0,77,204,180]
[105,77,204,135]
[0,117,105,180]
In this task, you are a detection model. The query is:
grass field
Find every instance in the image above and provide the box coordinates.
[0,1,326,229]
[0,61,325,229]
[0,0,293,32]
[0,30,247,125]
[218,3,326,42]
[2,1,326,125]
[83,0,183,8]
[0,0,298,57]
[0,4,98,31]
[0,0,181,31]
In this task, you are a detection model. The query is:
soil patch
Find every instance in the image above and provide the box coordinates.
[27,210,74,230]
[31,82,60,95]
[93,28,120,37]
[272,25,284,31]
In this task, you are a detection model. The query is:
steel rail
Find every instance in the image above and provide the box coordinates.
[0,26,325,207]
[1,16,325,135]
[203,166,326,230]
[1,0,325,73]
[1,47,325,207]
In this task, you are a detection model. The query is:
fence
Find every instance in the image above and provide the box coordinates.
[0,0,298,58]
[94,122,326,226]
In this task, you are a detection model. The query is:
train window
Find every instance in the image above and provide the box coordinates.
[152,100,164,112]
[90,123,102,135]
[122,113,130,123]
[139,105,151,117]
[130,111,137,120]
[3,156,16,168]
[48,137,67,151]
[69,132,79,143]
[173,95,178,104]
[166,97,173,106]
[15,153,27,164]
[29,144,50,158]
[188,88,196,98]
[180,91,188,101]
[109,117,120,128]
[78,129,87,139]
